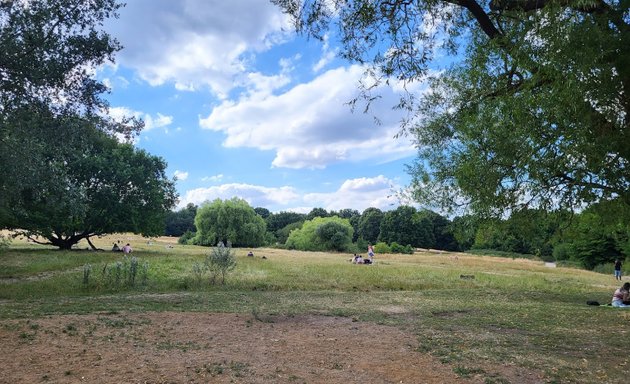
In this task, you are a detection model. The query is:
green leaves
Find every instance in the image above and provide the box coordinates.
[273,0,629,213]
[194,198,267,248]
[286,216,354,252]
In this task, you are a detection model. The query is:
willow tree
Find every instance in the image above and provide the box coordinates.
[273,0,629,214]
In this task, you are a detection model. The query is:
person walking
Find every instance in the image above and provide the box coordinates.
[614,259,623,281]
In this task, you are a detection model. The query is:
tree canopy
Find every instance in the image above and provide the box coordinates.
[8,120,177,249]
[1,0,174,248]
[272,0,629,214]
[194,198,267,248]
[165,203,198,237]
[286,216,354,252]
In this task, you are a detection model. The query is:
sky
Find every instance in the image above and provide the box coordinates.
[99,0,422,214]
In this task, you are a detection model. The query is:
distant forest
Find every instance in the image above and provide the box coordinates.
[166,198,629,273]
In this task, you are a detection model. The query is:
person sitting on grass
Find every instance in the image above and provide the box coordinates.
[111,243,120,252]
[611,282,630,307]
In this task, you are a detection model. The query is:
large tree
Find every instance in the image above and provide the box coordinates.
[273,0,629,213]
[357,207,383,243]
[8,119,177,249]
[194,198,267,248]
[379,205,433,247]
[1,0,141,228]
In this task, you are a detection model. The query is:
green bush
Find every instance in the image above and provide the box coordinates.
[593,263,614,275]
[387,242,415,254]
[204,242,236,285]
[286,216,354,252]
[373,242,391,254]
[178,230,195,244]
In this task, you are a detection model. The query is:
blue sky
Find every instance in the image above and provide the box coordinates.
[99,0,423,213]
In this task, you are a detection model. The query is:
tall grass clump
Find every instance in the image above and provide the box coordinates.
[0,234,11,252]
[82,264,92,286]
[98,255,149,289]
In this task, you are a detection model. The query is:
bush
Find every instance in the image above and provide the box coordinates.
[178,230,195,244]
[286,216,354,252]
[386,242,415,254]
[204,241,236,285]
[373,242,391,254]
[593,263,614,275]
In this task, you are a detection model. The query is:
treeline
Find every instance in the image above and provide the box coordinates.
[165,198,630,272]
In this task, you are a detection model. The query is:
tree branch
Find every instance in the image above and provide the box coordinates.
[489,0,610,13]
[444,0,503,39]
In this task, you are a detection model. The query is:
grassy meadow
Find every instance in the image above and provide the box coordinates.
[1,233,628,383]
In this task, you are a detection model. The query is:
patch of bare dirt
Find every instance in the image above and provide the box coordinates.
[0,312,490,384]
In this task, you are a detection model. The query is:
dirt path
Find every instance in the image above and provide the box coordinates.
[0,312,485,384]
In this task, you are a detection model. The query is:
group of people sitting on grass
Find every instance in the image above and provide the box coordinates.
[111,242,132,254]
[351,244,376,265]
[351,254,372,264]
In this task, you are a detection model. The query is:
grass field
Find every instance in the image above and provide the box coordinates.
[1,233,628,383]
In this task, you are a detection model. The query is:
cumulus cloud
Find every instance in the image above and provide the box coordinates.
[107,0,290,96]
[178,183,300,209]
[302,175,401,212]
[199,65,415,169]
[177,176,402,213]
[174,170,189,181]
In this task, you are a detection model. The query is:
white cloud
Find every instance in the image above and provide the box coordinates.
[109,107,173,131]
[174,170,189,181]
[312,34,337,73]
[178,183,300,209]
[178,176,403,213]
[145,113,173,130]
[102,76,130,91]
[302,175,401,212]
[200,65,415,169]
[107,0,291,96]
[201,174,224,183]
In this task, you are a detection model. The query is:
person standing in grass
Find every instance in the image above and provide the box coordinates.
[614,259,622,281]
[611,282,630,307]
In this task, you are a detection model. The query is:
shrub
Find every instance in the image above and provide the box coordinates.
[178,230,195,244]
[390,242,404,253]
[204,241,236,285]
[593,263,614,275]
[286,216,354,252]
[373,242,391,254]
